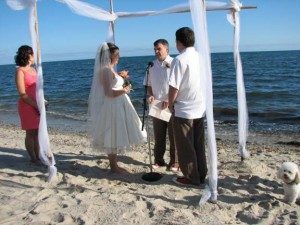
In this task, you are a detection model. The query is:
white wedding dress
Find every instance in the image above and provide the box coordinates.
[91,73,147,154]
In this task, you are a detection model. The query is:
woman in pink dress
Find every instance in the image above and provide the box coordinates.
[15,45,40,163]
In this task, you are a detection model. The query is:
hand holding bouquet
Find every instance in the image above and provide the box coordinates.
[118,70,129,79]
[119,70,133,91]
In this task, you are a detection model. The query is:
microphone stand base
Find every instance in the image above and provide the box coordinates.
[142,172,163,182]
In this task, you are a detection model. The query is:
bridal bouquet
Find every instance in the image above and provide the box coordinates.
[119,70,132,89]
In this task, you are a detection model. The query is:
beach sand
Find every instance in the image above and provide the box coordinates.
[0,123,299,225]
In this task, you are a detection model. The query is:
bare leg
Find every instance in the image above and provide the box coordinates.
[25,129,37,162]
[33,129,40,160]
[108,153,129,174]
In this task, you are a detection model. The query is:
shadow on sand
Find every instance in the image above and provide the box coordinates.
[0,146,175,187]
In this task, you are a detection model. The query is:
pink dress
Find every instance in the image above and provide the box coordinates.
[18,68,40,130]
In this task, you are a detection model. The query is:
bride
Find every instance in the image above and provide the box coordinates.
[88,42,146,173]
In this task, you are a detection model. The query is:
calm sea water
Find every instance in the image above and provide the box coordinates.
[1,50,299,133]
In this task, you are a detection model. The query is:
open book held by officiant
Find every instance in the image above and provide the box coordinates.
[148,100,172,122]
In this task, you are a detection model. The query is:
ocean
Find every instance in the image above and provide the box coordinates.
[1,50,299,133]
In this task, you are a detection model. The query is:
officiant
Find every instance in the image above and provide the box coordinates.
[143,39,178,172]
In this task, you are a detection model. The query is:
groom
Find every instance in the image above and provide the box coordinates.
[168,27,207,186]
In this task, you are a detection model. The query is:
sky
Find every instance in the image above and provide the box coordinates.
[0,0,300,65]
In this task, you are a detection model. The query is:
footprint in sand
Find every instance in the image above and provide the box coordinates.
[236,199,299,224]
[52,212,65,223]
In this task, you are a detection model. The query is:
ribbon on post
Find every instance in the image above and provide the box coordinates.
[189,0,218,205]
[227,0,250,160]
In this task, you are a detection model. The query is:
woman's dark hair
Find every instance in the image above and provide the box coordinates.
[175,27,195,47]
[107,42,119,55]
[14,45,33,67]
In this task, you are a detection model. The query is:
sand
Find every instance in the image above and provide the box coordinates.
[0,123,299,225]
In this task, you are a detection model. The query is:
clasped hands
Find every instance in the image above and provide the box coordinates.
[119,70,132,94]
[123,85,131,94]
[147,96,169,109]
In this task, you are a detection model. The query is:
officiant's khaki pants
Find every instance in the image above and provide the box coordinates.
[152,116,177,166]
[173,117,207,184]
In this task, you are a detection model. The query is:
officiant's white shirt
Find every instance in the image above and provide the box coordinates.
[169,47,205,119]
[143,55,173,102]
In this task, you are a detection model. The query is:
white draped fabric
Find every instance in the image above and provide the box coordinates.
[56,0,117,21]
[57,0,248,21]
[6,0,57,182]
[107,22,114,43]
[227,0,250,159]
[6,0,35,10]
[56,0,255,51]
[189,0,218,205]
[116,1,243,18]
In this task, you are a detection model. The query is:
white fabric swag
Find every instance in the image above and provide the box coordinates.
[189,0,218,205]
[6,0,251,204]
[227,0,249,159]
[57,0,250,20]
[6,0,35,9]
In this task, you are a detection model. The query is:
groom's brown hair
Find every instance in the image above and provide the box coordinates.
[175,27,195,47]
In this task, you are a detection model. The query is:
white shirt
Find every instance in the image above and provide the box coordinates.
[169,47,205,119]
[143,55,173,102]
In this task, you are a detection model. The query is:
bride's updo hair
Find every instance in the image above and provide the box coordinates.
[99,42,119,64]
[107,42,119,56]
[15,45,33,67]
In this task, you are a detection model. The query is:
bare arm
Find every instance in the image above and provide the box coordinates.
[112,86,130,97]
[168,85,178,112]
[146,86,155,104]
[147,86,154,96]
[15,69,38,108]
[102,68,130,98]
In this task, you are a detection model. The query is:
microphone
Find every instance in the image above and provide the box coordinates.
[147,61,154,69]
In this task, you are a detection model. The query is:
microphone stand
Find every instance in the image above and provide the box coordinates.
[141,63,162,182]
[141,62,153,130]
[141,63,152,131]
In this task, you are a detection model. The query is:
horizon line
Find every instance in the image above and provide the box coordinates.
[1,49,299,66]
